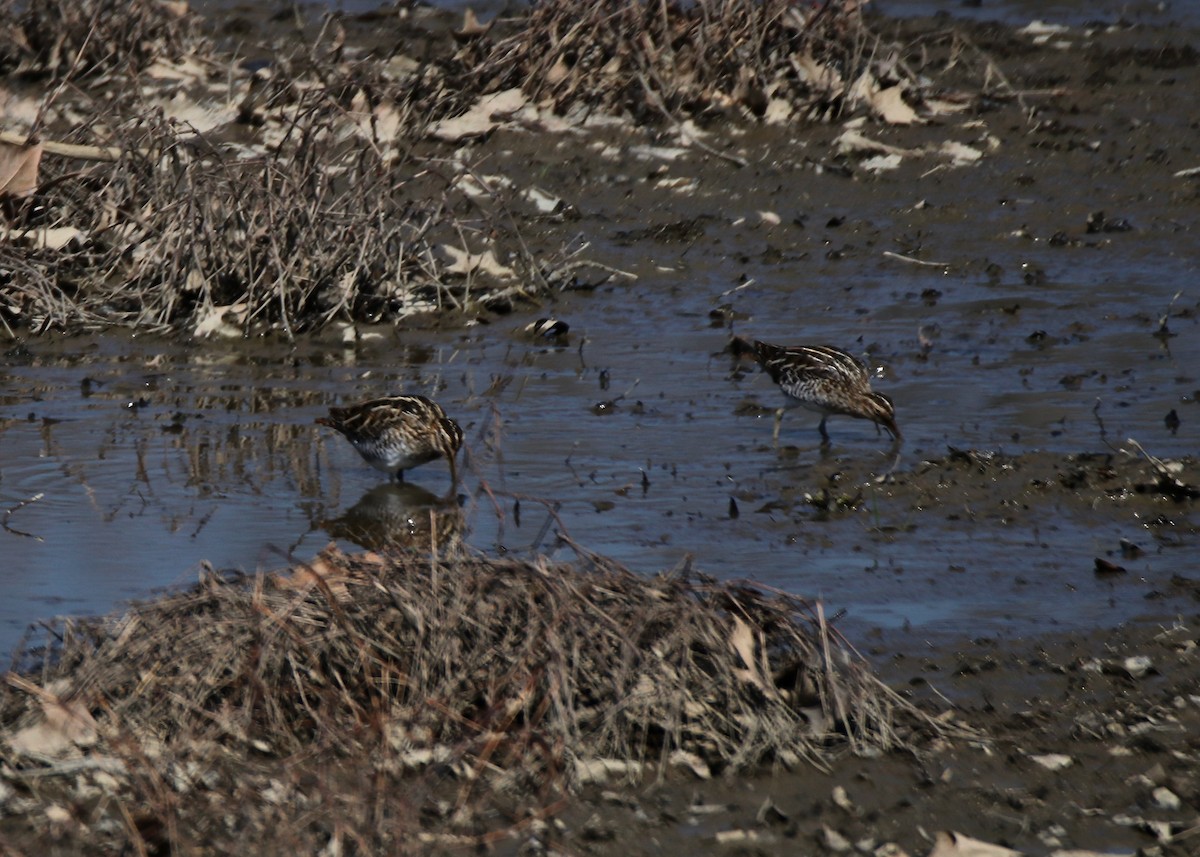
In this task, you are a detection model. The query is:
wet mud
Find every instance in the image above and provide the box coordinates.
[2,5,1200,854]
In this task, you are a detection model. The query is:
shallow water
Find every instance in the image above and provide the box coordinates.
[2,206,1195,656]
[5,2,1200,658]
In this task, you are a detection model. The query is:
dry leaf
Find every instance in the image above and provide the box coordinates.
[546,56,570,86]
[573,757,643,784]
[764,97,793,125]
[860,154,903,173]
[792,53,843,92]
[0,137,43,198]
[438,244,515,280]
[870,85,919,125]
[9,695,98,757]
[13,227,85,249]
[429,89,528,142]
[715,829,771,845]
[834,130,917,158]
[274,550,357,601]
[927,831,1023,857]
[453,8,492,40]
[1029,752,1073,771]
[729,615,778,697]
[192,302,247,339]
[924,96,973,116]
[156,0,190,18]
[668,749,711,779]
[159,94,237,134]
[144,56,208,83]
[940,141,983,166]
[524,186,561,213]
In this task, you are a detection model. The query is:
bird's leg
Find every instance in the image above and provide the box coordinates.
[818,416,831,444]
[394,470,406,483]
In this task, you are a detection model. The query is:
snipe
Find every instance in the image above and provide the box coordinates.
[316,395,464,484]
[732,337,900,443]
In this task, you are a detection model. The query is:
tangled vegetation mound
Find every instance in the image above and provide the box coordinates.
[0,0,205,78]
[461,0,899,123]
[0,547,951,851]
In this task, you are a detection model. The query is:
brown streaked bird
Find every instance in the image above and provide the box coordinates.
[316,395,464,485]
[731,336,900,443]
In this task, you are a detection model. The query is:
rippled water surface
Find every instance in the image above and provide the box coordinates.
[5,0,1200,656]
[2,218,1196,655]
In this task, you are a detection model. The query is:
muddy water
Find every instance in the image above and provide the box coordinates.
[6,9,1200,655]
[2,218,1195,657]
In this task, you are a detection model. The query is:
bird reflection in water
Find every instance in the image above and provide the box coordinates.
[323,482,465,554]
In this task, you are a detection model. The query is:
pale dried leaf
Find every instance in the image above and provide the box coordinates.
[924,97,973,117]
[654,176,698,193]
[714,829,772,845]
[144,56,208,82]
[870,85,919,125]
[159,95,237,134]
[524,186,561,213]
[573,757,643,784]
[927,831,1023,857]
[10,697,98,757]
[1018,20,1070,36]
[455,8,492,38]
[429,88,528,142]
[546,56,570,86]
[157,0,190,19]
[13,227,86,249]
[0,138,42,198]
[764,97,793,125]
[831,785,858,814]
[192,302,247,339]
[940,141,983,166]
[793,53,843,92]
[834,130,917,157]
[668,749,711,779]
[860,154,903,172]
[628,143,689,161]
[438,245,515,280]
[1030,752,1073,771]
[45,804,72,824]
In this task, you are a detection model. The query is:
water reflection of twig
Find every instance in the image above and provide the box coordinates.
[3,492,45,541]
[1092,397,1119,453]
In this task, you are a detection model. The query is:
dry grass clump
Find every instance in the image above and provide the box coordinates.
[0,547,947,851]
[459,0,894,122]
[0,0,204,78]
[0,5,579,336]
[1,106,558,335]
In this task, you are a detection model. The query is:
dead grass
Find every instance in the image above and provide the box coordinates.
[0,0,204,78]
[0,545,955,852]
[458,0,895,122]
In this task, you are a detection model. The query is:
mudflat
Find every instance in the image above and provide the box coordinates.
[1,3,1198,854]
